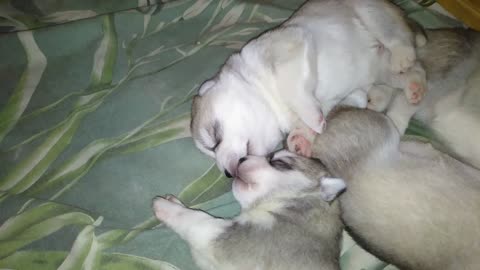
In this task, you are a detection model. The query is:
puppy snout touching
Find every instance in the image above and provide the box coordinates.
[239,157,247,164]
[224,170,233,178]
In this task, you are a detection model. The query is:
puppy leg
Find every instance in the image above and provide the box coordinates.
[289,94,327,135]
[152,195,232,248]
[351,0,415,73]
[386,92,419,135]
[340,89,368,108]
[367,84,395,112]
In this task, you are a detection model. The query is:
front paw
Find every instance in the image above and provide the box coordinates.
[287,127,316,158]
[390,45,416,73]
[404,70,427,104]
[367,94,389,112]
[367,86,394,112]
[405,81,425,104]
[164,194,184,205]
[152,195,184,221]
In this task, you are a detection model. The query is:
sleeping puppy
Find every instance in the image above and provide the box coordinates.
[191,0,426,178]
[367,28,480,169]
[152,150,345,270]
[287,101,480,270]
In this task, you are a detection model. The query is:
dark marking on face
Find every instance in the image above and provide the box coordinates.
[292,156,330,182]
[247,140,253,155]
[270,159,293,171]
[210,120,223,151]
[201,120,223,152]
[268,153,294,171]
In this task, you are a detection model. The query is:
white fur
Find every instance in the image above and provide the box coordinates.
[192,0,416,176]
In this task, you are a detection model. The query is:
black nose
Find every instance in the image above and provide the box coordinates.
[238,157,247,164]
[224,170,233,178]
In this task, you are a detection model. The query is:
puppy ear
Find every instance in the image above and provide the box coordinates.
[319,177,346,202]
[198,80,216,96]
[190,94,204,130]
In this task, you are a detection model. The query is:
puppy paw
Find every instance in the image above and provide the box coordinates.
[287,128,316,158]
[404,72,427,105]
[367,96,388,112]
[367,86,394,112]
[152,195,184,221]
[390,45,416,73]
[165,194,183,205]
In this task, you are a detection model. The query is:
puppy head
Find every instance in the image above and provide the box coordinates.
[191,74,284,178]
[233,150,346,209]
[191,26,318,177]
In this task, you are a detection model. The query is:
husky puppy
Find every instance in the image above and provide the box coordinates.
[152,150,346,270]
[191,0,426,178]
[287,100,480,270]
[367,28,480,169]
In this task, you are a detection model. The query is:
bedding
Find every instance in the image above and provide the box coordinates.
[0,1,468,269]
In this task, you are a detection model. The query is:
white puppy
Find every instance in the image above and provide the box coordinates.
[287,103,480,270]
[153,151,345,270]
[367,28,480,169]
[191,0,425,177]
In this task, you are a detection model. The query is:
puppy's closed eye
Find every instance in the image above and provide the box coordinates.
[270,159,293,171]
[203,121,223,152]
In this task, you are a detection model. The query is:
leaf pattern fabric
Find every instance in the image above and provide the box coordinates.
[0,1,464,269]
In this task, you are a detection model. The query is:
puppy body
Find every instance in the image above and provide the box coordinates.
[191,0,420,176]
[153,152,345,270]
[307,106,480,270]
[368,28,480,169]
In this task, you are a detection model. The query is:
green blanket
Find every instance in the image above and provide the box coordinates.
[0,1,463,269]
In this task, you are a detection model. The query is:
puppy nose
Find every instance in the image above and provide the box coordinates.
[224,170,233,178]
[238,157,247,164]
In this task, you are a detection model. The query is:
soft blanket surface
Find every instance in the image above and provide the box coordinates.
[0,1,465,269]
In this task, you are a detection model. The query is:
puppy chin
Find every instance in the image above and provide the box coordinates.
[233,168,254,193]
[232,179,253,208]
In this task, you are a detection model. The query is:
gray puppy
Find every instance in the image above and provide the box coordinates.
[152,150,346,270]
[367,28,480,169]
[287,101,480,269]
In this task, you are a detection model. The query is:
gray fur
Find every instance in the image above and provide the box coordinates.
[368,28,480,169]
[418,29,477,77]
[311,107,396,180]
[415,28,479,117]
[153,154,344,270]
[213,194,343,270]
[302,107,480,270]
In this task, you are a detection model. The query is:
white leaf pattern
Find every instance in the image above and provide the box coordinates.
[183,0,212,20]
[210,3,246,32]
